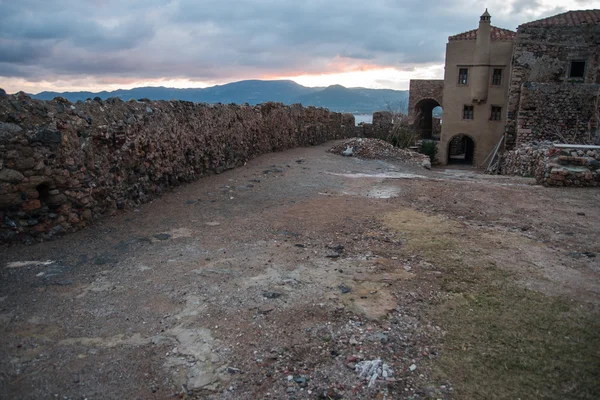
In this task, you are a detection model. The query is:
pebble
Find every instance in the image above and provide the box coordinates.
[338,284,352,294]
[263,291,282,299]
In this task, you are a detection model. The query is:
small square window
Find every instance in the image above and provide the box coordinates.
[492,69,502,85]
[569,61,585,78]
[458,68,469,85]
[463,105,474,120]
[490,106,502,121]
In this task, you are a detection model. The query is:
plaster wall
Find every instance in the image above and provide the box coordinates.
[439,39,513,166]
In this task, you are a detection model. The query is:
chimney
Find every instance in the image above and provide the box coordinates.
[471,9,492,102]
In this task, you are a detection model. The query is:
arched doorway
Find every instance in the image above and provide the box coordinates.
[414,99,442,140]
[448,135,475,165]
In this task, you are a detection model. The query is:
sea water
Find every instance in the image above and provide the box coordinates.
[353,114,373,125]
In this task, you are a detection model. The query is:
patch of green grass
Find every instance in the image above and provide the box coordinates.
[432,268,600,399]
[383,209,600,399]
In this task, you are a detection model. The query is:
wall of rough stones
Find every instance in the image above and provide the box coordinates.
[369,111,393,140]
[515,82,599,145]
[354,122,374,138]
[0,92,354,243]
[407,80,444,122]
[501,142,600,186]
[505,23,600,148]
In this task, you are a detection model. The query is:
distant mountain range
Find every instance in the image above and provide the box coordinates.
[31,80,409,114]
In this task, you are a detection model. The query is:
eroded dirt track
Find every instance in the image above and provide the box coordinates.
[1,141,599,399]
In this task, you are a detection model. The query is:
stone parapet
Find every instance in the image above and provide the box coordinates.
[0,93,354,243]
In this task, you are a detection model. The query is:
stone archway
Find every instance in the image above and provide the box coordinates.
[408,79,444,139]
[448,134,475,165]
[414,98,442,140]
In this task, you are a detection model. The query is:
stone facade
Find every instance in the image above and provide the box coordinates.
[505,11,600,148]
[407,80,444,122]
[407,80,444,141]
[0,92,354,243]
[515,83,599,145]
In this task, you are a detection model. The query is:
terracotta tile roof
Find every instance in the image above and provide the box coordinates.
[520,9,600,27]
[448,26,516,41]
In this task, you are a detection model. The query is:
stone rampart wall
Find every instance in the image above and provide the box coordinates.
[369,111,393,140]
[0,92,354,243]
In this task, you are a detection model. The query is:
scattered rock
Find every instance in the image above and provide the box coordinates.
[262,291,282,299]
[153,233,171,241]
[355,359,393,387]
[338,284,352,294]
[294,376,309,387]
[263,167,284,174]
[328,244,345,252]
[568,251,596,258]
[258,305,274,314]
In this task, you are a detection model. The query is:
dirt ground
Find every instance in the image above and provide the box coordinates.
[1,141,599,399]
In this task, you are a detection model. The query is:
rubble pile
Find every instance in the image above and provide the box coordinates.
[0,91,355,243]
[501,141,600,186]
[501,141,550,179]
[329,138,431,169]
[355,359,394,387]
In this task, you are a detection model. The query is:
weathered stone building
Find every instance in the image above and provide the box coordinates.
[409,9,600,168]
[505,10,600,148]
[407,79,443,140]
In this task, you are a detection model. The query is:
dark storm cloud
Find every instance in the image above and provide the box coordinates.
[0,0,595,85]
[0,41,52,63]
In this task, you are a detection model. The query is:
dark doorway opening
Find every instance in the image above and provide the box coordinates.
[448,135,475,165]
[36,183,51,204]
[414,99,442,140]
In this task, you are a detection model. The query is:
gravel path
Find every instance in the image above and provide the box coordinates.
[1,141,598,399]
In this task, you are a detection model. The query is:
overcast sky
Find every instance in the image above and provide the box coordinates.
[1,0,599,93]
